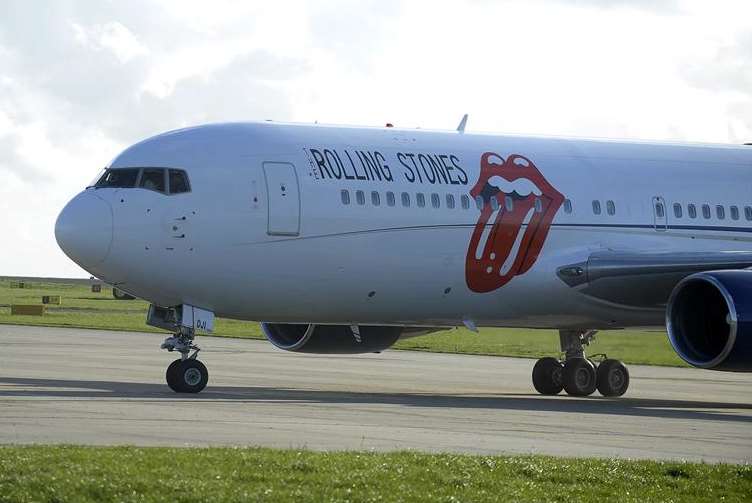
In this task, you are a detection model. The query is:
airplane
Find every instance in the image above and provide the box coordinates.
[54,119,752,396]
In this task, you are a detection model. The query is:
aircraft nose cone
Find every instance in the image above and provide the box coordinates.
[55,192,113,267]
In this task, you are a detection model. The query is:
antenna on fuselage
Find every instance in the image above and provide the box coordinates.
[456,114,468,133]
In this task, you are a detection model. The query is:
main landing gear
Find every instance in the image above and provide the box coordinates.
[532,329,630,397]
[161,327,208,393]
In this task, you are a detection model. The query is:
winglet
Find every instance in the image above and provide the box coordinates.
[456,114,468,133]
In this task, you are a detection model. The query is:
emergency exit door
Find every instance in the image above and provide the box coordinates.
[652,196,667,232]
[263,162,300,236]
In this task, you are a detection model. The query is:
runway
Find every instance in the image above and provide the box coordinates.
[1,325,751,462]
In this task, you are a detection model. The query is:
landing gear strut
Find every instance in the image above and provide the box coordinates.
[161,327,208,393]
[532,329,629,397]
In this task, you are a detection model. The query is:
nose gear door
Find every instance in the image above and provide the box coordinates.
[263,162,300,236]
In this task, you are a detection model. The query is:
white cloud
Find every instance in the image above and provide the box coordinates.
[73,21,150,63]
[0,0,750,276]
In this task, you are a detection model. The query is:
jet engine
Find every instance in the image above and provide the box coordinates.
[666,270,752,371]
[261,323,440,354]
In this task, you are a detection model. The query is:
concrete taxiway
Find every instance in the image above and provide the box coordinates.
[1,324,751,462]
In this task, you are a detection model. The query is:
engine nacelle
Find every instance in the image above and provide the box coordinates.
[666,270,752,371]
[261,323,437,354]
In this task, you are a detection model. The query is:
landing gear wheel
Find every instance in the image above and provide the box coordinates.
[562,358,597,396]
[166,359,184,392]
[596,359,629,397]
[532,357,564,395]
[166,359,208,393]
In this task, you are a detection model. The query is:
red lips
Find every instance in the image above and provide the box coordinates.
[465,152,564,293]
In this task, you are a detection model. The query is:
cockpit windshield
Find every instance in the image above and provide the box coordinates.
[93,168,140,189]
[87,167,107,188]
[89,167,191,195]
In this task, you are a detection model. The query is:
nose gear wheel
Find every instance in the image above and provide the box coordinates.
[161,324,209,393]
[166,358,208,393]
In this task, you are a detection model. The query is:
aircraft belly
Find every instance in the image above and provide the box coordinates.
[196,227,667,329]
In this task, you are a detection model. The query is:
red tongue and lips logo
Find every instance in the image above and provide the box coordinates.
[465,152,564,293]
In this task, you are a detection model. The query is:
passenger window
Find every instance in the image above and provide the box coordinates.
[475,195,484,210]
[716,205,725,220]
[673,203,682,218]
[655,202,664,218]
[606,200,615,216]
[401,192,411,207]
[730,206,739,220]
[563,199,572,214]
[688,204,697,219]
[446,194,456,209]
[534,198,543,213]
[371,191,380,206]
[461,195,470,210]
[340,189,350,205]
[168,169,190,194]
[592,200,601,215]
[504,195,514,211]
[702,204,711,219]
[386,191,396,207]
[431,193,440,209]
[139,168,166,193]
[745,206,752,221]
[356,190,365,205]
[490,197,499,211]
[95,168,140,188]
[416,193,426,208]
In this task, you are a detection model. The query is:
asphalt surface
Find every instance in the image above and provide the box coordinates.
[1,324,751,462]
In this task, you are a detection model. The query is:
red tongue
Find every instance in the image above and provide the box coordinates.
[465,152,565,294]
[491,196,536,280]
[468,196,536,292]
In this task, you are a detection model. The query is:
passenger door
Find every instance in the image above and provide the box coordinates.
[652,196,667,232]
[263,162,300,236]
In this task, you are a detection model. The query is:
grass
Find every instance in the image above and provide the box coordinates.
[0,278,686,367]
[0,446,749,503]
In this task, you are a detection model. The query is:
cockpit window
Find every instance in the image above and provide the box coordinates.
[88,168,107,188]
[168,169,190,194]
[94,168,139,189]
[91,167,189,195]
[139,168,166,193]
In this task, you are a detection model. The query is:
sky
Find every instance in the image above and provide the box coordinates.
[1,0,750,277]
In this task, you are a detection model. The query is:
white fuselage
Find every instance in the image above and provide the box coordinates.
[59,122,752,330]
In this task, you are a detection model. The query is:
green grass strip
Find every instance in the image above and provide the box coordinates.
[0,279,687,366]
[0,446,749,503]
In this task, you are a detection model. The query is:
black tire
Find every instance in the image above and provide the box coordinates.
[166,359,184,392]
[112,288,136,300]
[532,357,563,395]
[562,358,597,396]
[596,359,630,397]
[176,359,208,394]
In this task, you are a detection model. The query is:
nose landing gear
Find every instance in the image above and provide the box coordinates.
[161,327,208,393]
[532,329,630,397]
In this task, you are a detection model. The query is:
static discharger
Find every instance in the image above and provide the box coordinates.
[462,318,479,333]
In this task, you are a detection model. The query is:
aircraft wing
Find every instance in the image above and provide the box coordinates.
[556,251,752,308]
